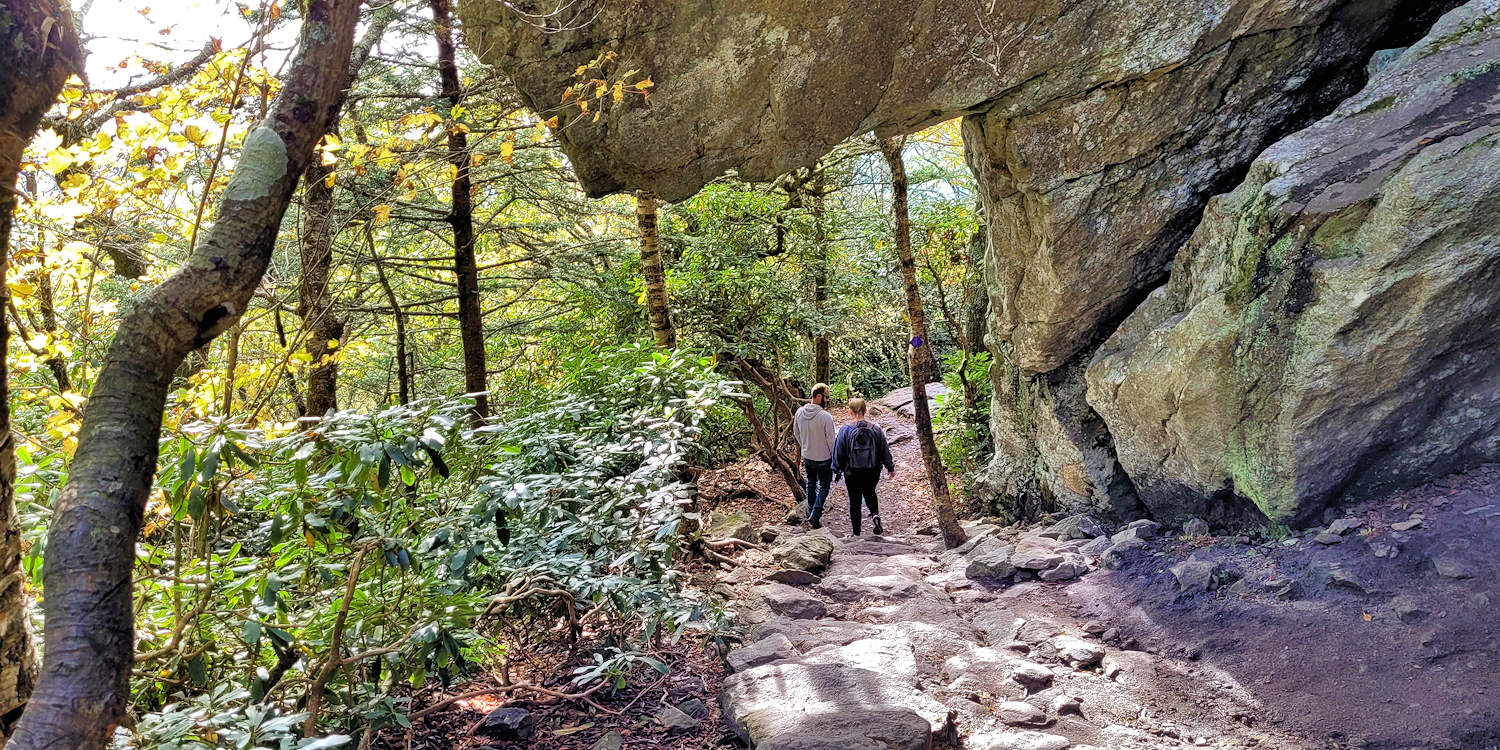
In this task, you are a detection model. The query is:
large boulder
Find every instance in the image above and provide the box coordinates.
[1087,1,1500,525]
[462,0,1458,524]
[771,533,835,572]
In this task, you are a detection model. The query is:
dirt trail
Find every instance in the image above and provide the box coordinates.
[711,388,1500,750]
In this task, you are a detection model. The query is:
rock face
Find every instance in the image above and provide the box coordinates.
[464,0,1485,525]
[1087,1,1500,525]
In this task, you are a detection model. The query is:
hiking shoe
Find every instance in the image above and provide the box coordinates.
[872,515,883,535]
[810,517,822,529]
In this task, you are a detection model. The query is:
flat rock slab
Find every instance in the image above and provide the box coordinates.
[721,661,945,745]
[818,574,946,603]
[969,730,1073,750]
[726,632,799,673]
[750,618,883,651]
[733,705,932,750]
[842,539,920,556]
[753,582,828,620]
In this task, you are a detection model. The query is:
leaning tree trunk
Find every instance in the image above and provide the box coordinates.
[8,2,361,746]
[636,191,676,349]
[430,0,489,422]
[879,136,966,549]
[0,0,82,739]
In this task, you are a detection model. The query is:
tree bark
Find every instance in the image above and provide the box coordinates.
[809,172,830,385]
[8,2,360,746]
[0,0,82,738]
[368,225,411,405]
[879,136,966,549]
[636,192,676,349]
[430,0,489,422]
[298,9,394,417]
[299,159,344,415]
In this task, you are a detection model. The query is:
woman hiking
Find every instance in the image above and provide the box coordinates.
[832,397,895,536]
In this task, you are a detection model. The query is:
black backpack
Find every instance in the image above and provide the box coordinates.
[849,422,880,470]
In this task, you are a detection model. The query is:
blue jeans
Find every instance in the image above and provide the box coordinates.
[803,459,833,521]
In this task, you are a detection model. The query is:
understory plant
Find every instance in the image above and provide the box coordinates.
[27,345,739,748]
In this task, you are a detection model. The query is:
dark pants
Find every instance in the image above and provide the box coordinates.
[803,459,833,521]
[845,468,881,535]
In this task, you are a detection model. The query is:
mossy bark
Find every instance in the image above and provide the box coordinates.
[7,2,360,746]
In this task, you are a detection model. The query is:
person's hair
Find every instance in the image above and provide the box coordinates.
[848,397,867,415]
[812,382,830,399]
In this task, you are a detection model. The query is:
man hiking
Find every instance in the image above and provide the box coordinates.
[794,383,837,529]
[833,397,894,536]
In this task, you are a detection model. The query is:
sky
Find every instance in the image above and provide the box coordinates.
[78,0,278,87]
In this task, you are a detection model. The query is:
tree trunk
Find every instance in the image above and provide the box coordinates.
[0,0,81,738]
[879,136,966,549]
[430,0,489,422]
[297,10,394,417]
[299,159,344,415]
[636,192,676,349]
[8,2,361,746]
[809,172,830,385]
[368,225,411,405]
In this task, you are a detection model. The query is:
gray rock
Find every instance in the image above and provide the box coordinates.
[1040,514,1105,540]
[1038,554,1090,582]
[656,705,700,731]
[1369,539,1401,558]
[1390,594,1430,621]
[954,525,1002,555]
[1314,531,1344,545]
[771,533,835,572]
[1051,694,1084,716]
[1327,517,1363,536]
[719,662,943,749]
[1433,551,1475,580]
[763,568,822,586]
[1392,519,1424,532]
[1010,661,1055,690]
[677,697,707,717]
[1079,536,1112,556]
[706,509,757,544]
[997,700,1049,727]
[817,574,944,603]
[752,582,827,620]
[1183,518,1211,537]
[1016,619,1062,644]
[726,633,799,673]
[974,608,1023,645]
[1101,535,1148,569]
[1011,539,1066,571]
[591,730,623,750]
[477,707,534,741]
[1049,635,1106,668]
[969,730,1073,750]
[966,538,1018,580]
[1170,559,1219,593]
[749,618,881,651]
[1123,519,1162,538]
[1087,1,1500,526]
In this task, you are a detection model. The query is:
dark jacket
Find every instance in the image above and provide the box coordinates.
[833,420,893,473]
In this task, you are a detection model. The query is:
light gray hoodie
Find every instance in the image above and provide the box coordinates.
[794,402,836,461]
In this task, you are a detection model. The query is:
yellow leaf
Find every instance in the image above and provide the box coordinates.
[184,124,210,146]
[8,281,36,299]
[636,77,654,92]
[60,172,89,191]
[500,140,515,164]
[322,171,336,188]
[578,99,589,113]
[44,148,73,174]
[327,339,339,349]
[593,79,607,99]
[1362,612,1372,622]
[544,116,559,130]
[612,80,624,103]
[373,204,391,226]
[574,64,589,76]
[592,111,601,122]
[321,133,343,151]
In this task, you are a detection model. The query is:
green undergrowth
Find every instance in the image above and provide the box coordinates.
[20,346,738,748]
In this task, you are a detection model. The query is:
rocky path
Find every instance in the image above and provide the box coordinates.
[708,391,1500,750]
